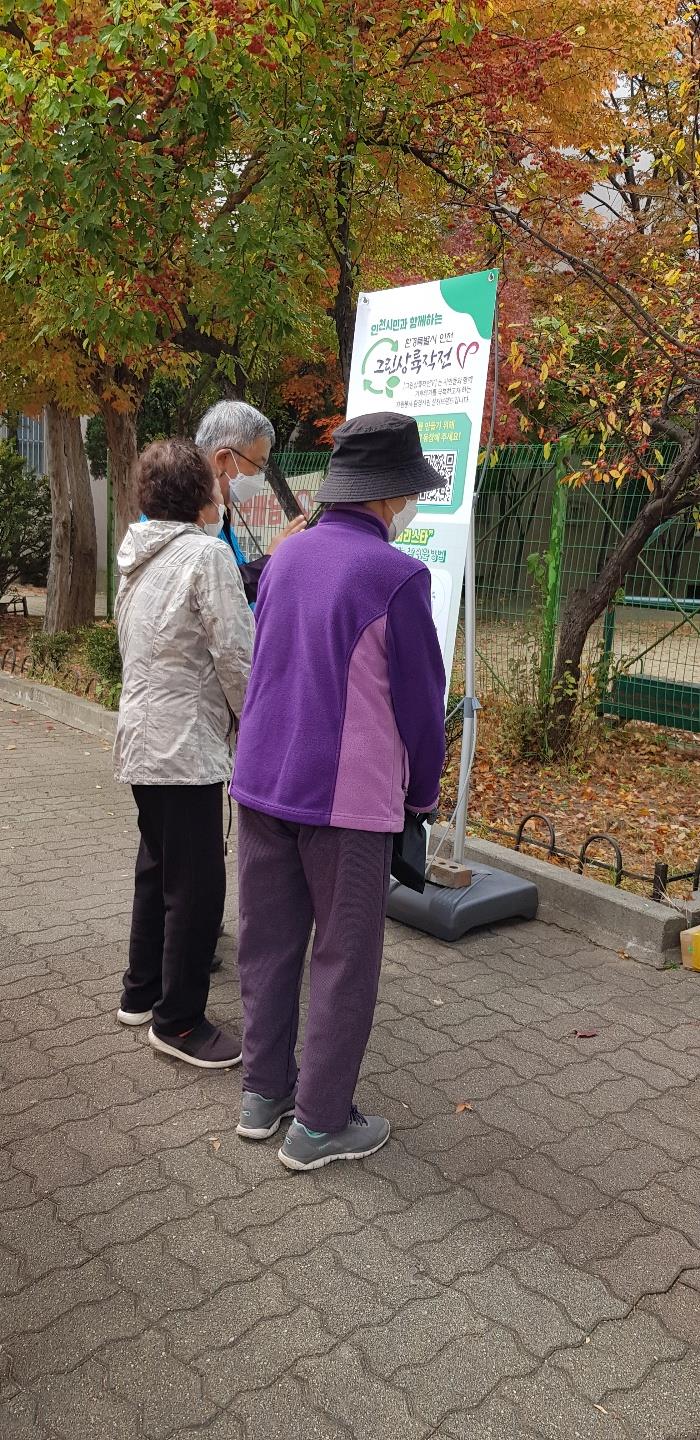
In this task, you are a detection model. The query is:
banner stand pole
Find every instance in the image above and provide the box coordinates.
[452,522,477,866]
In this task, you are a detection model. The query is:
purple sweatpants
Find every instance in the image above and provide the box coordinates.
[237,806,393,1133]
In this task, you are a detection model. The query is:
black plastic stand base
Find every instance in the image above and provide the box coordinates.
[386,863,538,943]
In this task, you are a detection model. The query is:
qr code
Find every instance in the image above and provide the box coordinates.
[422,450,456,505]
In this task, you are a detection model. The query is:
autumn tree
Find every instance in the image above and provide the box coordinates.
[0,0,324,540]
[462,3,700,747]
[0,283,99,628]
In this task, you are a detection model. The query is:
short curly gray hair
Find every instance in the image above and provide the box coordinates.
[195,400,275,456]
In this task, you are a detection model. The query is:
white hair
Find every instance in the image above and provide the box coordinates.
[195,400,275,455]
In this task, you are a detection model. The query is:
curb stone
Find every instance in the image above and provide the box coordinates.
[0,670,117,739]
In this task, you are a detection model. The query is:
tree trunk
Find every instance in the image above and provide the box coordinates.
[44,406,98,633]
[549,427,700,753]
[334,249,357,393]
[66,416,97,626]
[332,140,359,393]
[265,454,306,521]
[44,404,73,633]
[102,404,139,545]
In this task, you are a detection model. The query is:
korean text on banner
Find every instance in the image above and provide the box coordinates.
[346,271,498,686]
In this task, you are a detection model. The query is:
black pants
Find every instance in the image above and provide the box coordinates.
[122,784,225,1036]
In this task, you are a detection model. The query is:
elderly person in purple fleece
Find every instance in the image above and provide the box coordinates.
[230,411,446,1170]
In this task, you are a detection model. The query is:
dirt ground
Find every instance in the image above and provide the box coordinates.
[442,698,700,900]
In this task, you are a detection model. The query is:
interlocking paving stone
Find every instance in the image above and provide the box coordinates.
[581,1142,682,1198]
[632,1179,700,1249]
[0,1390,50,1440]
[297,1343,434,1439]
[605,1351,700,1440]
[195,1306,336,1403]
[498,1360,633,1440]
[329,1226,439,1308]
[554,1310,684,1402]
[457,1262,583,1358]
[592,1225,700,1302]
[642,1277,700,1347]
[3,700,700,1439]
[230,1377,346,1440]
[437,1399,545,1439]
[355,1291,485,1377]
[375,1188,485,1246]
[33,1359,142,1440]
[505,1244,627,1332]
[107,1330,219,1438]
[549,1200,653,1266]
[411,1213,527,1285]
[504,1153,606,1219]
[163,1272,292,1360]
[471,1168,568,1237]
[172,1412,245,1440]
[104,1229,213,1323]
[5,1289,142,1385]
[0,1257,117,1343]
[272,1243,395,1336]
[391,1328,536,1426]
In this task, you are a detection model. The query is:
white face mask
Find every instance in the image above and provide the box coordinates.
[202,502,226,537]
[388,497,419,542]
[226,466,267,504]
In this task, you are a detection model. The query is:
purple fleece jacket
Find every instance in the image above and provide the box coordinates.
[231,507,446,833]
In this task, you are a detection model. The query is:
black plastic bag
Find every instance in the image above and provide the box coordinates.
[391,811,429,893]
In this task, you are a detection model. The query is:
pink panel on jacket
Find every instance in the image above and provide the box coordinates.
[329,613,407,832]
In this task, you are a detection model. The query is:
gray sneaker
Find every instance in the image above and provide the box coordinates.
[278,1107,390,1172]
[237,1090,297,1141]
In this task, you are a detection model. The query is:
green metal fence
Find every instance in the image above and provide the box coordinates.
[473,443,699,734]
[232,441,700,734]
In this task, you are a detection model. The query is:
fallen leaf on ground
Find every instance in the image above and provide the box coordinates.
[571,1029,598,1039]
[7,744,16,751]
[593,1405,608,1415]
[455,1102,474,1113]
[209,1137,221,1152]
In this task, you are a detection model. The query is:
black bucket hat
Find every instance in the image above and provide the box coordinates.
[316,411,444,503]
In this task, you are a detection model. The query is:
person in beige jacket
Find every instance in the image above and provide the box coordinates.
[114,438,254,1068]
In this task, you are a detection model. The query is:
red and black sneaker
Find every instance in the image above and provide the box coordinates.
[148,1019,242,1069]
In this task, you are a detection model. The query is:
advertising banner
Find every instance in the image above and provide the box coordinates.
[346,270,498,683]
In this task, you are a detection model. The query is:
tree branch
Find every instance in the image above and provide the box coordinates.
[218,153,268,214]
[172,316,238,360]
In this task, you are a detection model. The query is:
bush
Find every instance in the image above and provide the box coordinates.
[0,442,51,598]
[94,679,122,711]
[84,622,122,682]
[29,630,73,672]
[493,554,617,768]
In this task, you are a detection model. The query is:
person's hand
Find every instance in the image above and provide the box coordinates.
[266,514,307,554]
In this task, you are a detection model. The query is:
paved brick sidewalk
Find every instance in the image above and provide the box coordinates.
[2,700,700,1440]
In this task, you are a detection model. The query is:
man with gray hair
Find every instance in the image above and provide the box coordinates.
[195,400,305,604]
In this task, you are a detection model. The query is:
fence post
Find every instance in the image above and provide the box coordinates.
[106,456,115,620]
[538,448,569,708]
[601,604,616,676]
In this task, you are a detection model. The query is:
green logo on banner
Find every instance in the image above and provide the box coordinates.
[361,338,402,398]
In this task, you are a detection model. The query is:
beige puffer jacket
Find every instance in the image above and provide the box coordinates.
[114,521,255,785]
